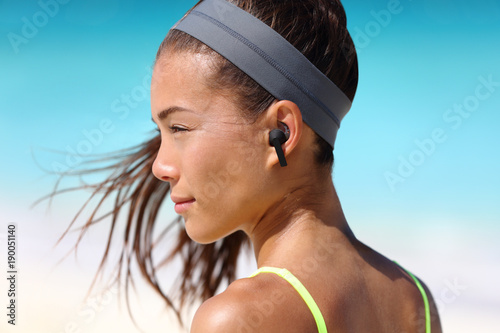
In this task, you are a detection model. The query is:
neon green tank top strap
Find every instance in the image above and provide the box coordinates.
[394,261,431,333]
[250,266,327,333]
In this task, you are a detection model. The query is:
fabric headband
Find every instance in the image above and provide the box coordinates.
[172,0,352,148]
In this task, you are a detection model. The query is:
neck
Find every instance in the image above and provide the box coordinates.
[245,176,356,268]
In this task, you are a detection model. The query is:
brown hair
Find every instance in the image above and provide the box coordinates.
[52,0,358,329]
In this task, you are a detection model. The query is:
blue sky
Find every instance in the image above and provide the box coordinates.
[1,0,499,226]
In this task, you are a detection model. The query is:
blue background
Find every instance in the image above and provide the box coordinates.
[1,0,499,332]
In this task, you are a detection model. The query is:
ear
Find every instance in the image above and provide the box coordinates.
[264,100,303,169]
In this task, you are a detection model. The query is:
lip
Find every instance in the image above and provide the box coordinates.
[171,196,196,214]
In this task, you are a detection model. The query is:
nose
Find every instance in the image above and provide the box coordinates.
[152,141,180,183]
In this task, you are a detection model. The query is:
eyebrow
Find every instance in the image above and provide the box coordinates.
[152,106,192,124]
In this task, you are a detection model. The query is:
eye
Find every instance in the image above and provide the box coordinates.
[169,125,188,134]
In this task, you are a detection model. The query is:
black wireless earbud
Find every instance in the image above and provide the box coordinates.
[269,124,290,167]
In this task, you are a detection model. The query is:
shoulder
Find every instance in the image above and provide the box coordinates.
[392,264,443,333]
[190,278,249,333]
[354,247,443,332]
[413,276,443,333]
[190,272,315,333]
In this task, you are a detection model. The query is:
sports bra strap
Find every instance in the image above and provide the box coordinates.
[250,266,328,333]
[250,263,431,333]
[393,261,431,333]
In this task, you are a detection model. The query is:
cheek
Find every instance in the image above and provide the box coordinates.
[182,137,270,242]
[188,138,266,207]
[190,147,244,203]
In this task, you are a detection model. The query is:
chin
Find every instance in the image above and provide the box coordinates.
[183,218,220,245]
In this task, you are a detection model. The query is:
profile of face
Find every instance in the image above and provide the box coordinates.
[151,51,280,244]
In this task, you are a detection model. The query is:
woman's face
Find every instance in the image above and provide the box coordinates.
[151,51,273,244]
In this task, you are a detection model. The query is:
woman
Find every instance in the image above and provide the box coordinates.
[60,0,442,332]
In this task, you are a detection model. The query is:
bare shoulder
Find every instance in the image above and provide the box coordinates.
[190,278,251,333]
[190,273,314,333]
[389,261,443,333]
[189,290,239,333]
[355,243,443,332]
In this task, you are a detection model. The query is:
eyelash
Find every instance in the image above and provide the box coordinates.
[169,125,188,134]
[154,126,188,135]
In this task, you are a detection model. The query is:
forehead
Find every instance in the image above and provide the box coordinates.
[151,52,214,110]
[150,51,252,129]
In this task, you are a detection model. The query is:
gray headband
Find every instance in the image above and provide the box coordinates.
[172,0,352,148]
